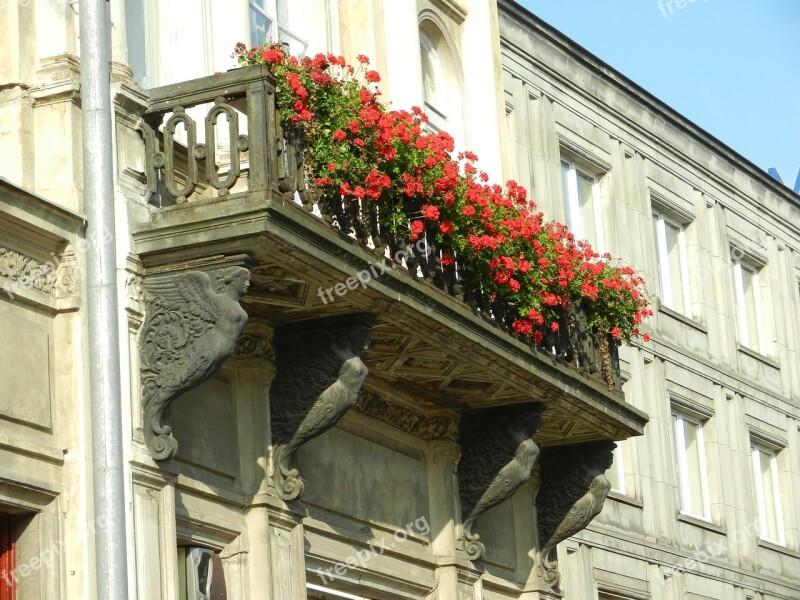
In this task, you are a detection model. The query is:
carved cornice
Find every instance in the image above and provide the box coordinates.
[139,266,250,460]
[535,441,615,586]
[457,404,543,561]
[0,245,78,298]
[270,314,374,501]
[354,389,459,441]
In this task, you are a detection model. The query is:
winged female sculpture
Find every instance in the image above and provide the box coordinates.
[139,266,250,460]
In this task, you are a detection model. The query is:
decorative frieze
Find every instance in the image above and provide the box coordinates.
[269,314,374,501]
[354,390,459,441]
[0,245,78,298]
[535,441,615,585]
[457,404,543,561]
[139,267,250,460]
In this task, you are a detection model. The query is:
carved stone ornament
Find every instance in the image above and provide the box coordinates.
[0,245,78,298]
[535,441,615,586]
[457,404,543,561]
[354,390,459,441]
[269,314,374,501]
[139,266,250,460]
[232,317,275,362]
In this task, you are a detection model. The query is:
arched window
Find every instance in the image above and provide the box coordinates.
[418,20,464,149]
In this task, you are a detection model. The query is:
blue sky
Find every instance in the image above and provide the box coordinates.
[517,0,800,193]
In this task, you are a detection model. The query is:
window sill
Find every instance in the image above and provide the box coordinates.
[676,513,726,535]
[737,344,780,369]
[658,304,708,334]
[608,490,643,508]
[758,539,799,558]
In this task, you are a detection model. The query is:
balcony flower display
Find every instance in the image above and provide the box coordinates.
[233,43,651,383]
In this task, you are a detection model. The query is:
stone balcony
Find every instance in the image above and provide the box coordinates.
[132,65,647,451]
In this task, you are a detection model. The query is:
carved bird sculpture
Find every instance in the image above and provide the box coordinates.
[463,437,539,535]
[272,355,368,499]
[140,267,250,460]
[458,409,542,561]
[539,473,611,581]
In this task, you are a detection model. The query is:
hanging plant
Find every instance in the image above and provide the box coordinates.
[233,43,652,353]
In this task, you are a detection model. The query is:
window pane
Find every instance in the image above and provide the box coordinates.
[741,266,759,350]
[682,419,706,517]
[758,450,779,541]
[576,171,596,244]
[664,221,685,313]
[250,8,272,47]
[605,446,624,493]
[561,163,572,230]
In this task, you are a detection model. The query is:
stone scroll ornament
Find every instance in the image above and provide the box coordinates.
[457,404,543,561]
[535,441,615,586]
[139,267,250,460]
[269,314,374,501]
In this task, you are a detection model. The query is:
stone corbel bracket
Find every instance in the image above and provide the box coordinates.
[535,441,615,586]
[457,403,544,561]
[269,313,374,501]
[139,266,251,460]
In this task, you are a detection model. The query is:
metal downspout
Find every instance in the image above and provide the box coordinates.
[79,0,130,597]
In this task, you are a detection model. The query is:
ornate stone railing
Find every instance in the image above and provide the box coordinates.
[140,66,620,390]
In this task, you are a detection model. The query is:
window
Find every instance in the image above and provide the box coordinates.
[560,160,603,251]
[750,444,784,545]
[653,211,691,315]
[0,515,14,600]
[672,412,710,520]
[307,583,371,599]
[732,256,765,352]
[419,22,464,150]
[249,0,307,55]
[177,547,226,599]
[605,443,626,495]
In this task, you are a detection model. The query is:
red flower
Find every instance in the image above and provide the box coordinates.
[261,48,283,63]
[365,70,381,83]
[550,322,559,332]
[512,319,533,335]
[333,129,346,141]
[439,221,454,234]
[462,205,476,217]
[421,204,440,221]
[642,333,651,342]
[611,327,621,339]
[409,220,425,241]
[357,54,370,64]
[441,252,455,266]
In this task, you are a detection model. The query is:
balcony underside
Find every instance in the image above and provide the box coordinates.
[132,191,646,447]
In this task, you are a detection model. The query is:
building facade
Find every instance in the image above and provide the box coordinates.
[0,1,797,600]
[498,3,800,599]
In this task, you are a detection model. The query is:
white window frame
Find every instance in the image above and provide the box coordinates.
[561,160,604,253]
[653,210,692,316]
[249,0,308,54]
[672,411,711,521]
[750,443,785,545]
[604,443,625,495]
[307,583,371,599]
[732,257,766,353]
